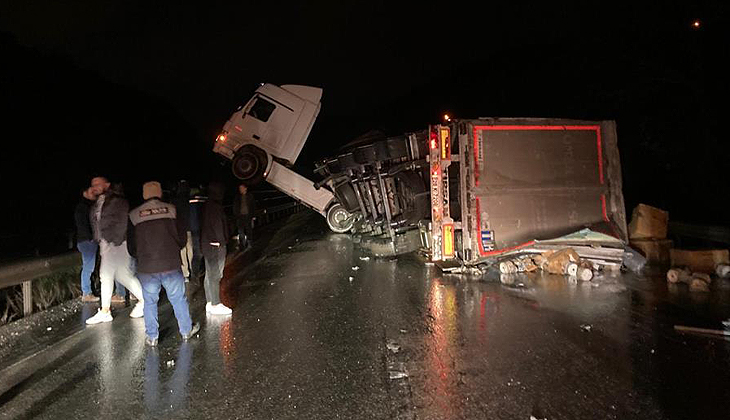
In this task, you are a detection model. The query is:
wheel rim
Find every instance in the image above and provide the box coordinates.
[233,152,260,180]
[327,204,354,233]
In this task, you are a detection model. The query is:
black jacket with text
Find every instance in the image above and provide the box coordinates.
[129,198,186,274]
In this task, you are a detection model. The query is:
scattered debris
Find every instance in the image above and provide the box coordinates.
[580,324,592,332]
[386,340,400,353]
[270,282,276,286]
[359,256,370,261]
[622,247,647,273]
[348,277,354,282]
[399,329,407,334]
[351,266,360,271]
[388,362,409,380]
[166,360,175,367]
[46,327,52,331]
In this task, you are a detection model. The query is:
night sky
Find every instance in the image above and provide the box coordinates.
[0,1,727,256]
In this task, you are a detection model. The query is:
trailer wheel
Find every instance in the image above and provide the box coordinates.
[326,203,355,233]
[232,145,268,186]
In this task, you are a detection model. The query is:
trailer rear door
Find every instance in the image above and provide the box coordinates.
[464,119,627,260]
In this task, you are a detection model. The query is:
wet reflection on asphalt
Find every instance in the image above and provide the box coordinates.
[1,212,730,419]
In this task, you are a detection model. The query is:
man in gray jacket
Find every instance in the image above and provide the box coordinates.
[129,181,199,346]
[85,176,145,324]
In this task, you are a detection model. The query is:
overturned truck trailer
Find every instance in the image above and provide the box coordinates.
[213,84,628,267]
[316,119,628,266]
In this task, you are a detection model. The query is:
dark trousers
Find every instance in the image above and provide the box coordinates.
[202,244,226,305]
[236,215,253,247]
[191,232,203,280]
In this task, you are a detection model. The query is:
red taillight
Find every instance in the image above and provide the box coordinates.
[217,134,227,142]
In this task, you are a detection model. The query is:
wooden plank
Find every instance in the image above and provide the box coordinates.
[670,249,730,273]
[675,325,730,337]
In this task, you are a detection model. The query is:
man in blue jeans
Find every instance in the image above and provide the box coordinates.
[75,187,100,302]
[129,181,200,346]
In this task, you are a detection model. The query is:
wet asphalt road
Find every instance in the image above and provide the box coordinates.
[2,211,730,420]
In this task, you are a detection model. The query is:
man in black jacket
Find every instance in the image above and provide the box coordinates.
[201,181,232,315]
[75,187,99,302]
[233,183,256,251]
[85,176,145,325]
[129,181,199,346]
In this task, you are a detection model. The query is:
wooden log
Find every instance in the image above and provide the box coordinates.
[689,278,710,292]
[666,268,692,284]
[691,272,712,284]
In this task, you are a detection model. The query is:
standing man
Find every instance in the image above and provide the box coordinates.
[201,181,232,315]
[173,180,193,281]
[85,176,145,324]
[75,187,99,302]
[129,181,199,346]
[233,184,256,250]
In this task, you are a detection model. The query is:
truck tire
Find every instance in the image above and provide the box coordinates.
[232,145,268,186]
[326,203,355,233]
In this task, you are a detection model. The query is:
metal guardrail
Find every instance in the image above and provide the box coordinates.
[0,252,80,316]
[669,222,730,245]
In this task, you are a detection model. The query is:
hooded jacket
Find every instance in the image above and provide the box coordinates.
[201,182,228,245]
[129,198,186,274]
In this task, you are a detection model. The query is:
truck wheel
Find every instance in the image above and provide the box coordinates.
[232,145,268,186]
[327,203,355,233]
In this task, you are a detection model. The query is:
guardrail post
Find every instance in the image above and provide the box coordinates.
[22,280,33,316]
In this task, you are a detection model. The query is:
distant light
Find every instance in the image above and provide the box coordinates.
[692,19,701,29]
[443,113,451,122]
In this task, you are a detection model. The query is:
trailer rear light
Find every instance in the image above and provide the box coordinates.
[216,133,227,142]
[443,224,454,257]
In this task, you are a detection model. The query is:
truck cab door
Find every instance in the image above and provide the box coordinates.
[239,93,299,159]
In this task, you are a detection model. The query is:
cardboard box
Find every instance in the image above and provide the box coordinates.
[670,249,730,273]
[631,239,673,265]
[628,204,668,239]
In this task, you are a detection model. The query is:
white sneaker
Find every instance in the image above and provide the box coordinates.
[208,303,232,315]
[129,302,144,318]
[86,309,113,325]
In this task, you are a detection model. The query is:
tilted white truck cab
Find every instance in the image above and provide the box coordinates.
[213,83,338,224]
